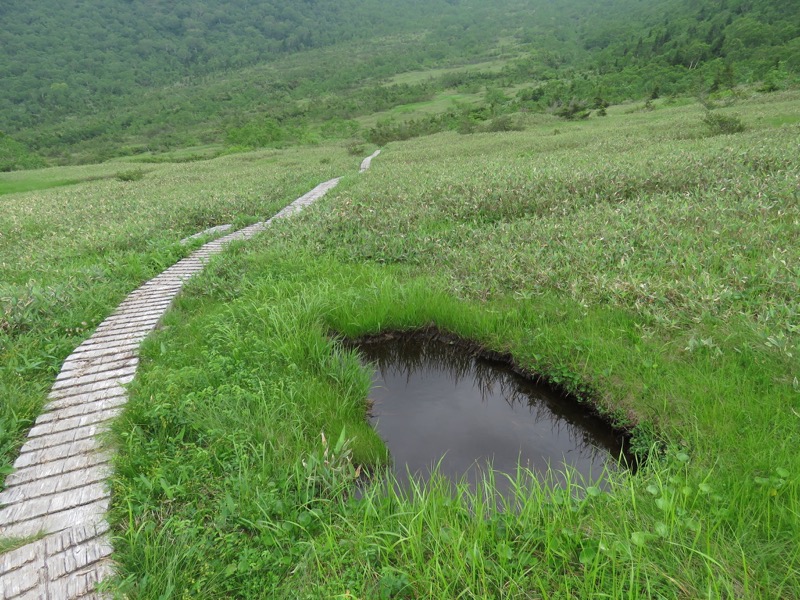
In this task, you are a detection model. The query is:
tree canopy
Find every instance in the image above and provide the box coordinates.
[1,0,797,165]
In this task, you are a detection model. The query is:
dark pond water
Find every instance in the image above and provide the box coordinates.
[352,334,629,492]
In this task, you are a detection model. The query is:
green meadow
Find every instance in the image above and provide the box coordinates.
[1,87,798,599]
[0,147,360,478]
[73,92,799,597]
[2,0,799,595]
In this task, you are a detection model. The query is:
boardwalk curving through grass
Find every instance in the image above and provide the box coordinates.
[359,149,381,173]
[0,172,353,598]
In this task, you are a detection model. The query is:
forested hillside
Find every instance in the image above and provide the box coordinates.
[1,0,797,167]
[0,0,483,128]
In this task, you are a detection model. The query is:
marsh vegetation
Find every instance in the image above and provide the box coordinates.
[95,92,799,597]
[2,0,798,595]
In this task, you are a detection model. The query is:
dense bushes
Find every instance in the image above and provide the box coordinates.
[0,132,45,172]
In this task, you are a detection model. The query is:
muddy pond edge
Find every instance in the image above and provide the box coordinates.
[335,324,642,471]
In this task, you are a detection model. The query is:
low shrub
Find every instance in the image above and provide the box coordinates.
[702,111,746,136]
[115,168,147,182]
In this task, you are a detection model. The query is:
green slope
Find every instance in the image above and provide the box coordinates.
[1,0,797,166]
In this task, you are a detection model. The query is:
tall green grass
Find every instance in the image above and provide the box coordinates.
[108,92,799,597]
[0,147,359,482]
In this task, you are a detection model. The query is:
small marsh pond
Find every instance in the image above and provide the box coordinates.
[351,334,629,491]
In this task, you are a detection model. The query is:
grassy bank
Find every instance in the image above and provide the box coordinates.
[0,146,359,483]
[106,92,798,597]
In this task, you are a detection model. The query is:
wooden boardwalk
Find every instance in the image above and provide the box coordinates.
[0,175,347,598]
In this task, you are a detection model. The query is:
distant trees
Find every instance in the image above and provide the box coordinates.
[0,0,468,130]
[0,132,45,171]
[226,118,286,148]
[0,0,797,166]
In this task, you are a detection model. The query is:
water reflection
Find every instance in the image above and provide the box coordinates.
[349,334,629,493]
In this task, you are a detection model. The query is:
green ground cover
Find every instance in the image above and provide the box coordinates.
[386,59,512,86]
[0,177,91,196]
[4,1,798,166]
[106,92,799,597]
[0,162,142,195]
[0,146,359,481]
[356,92,483,129]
